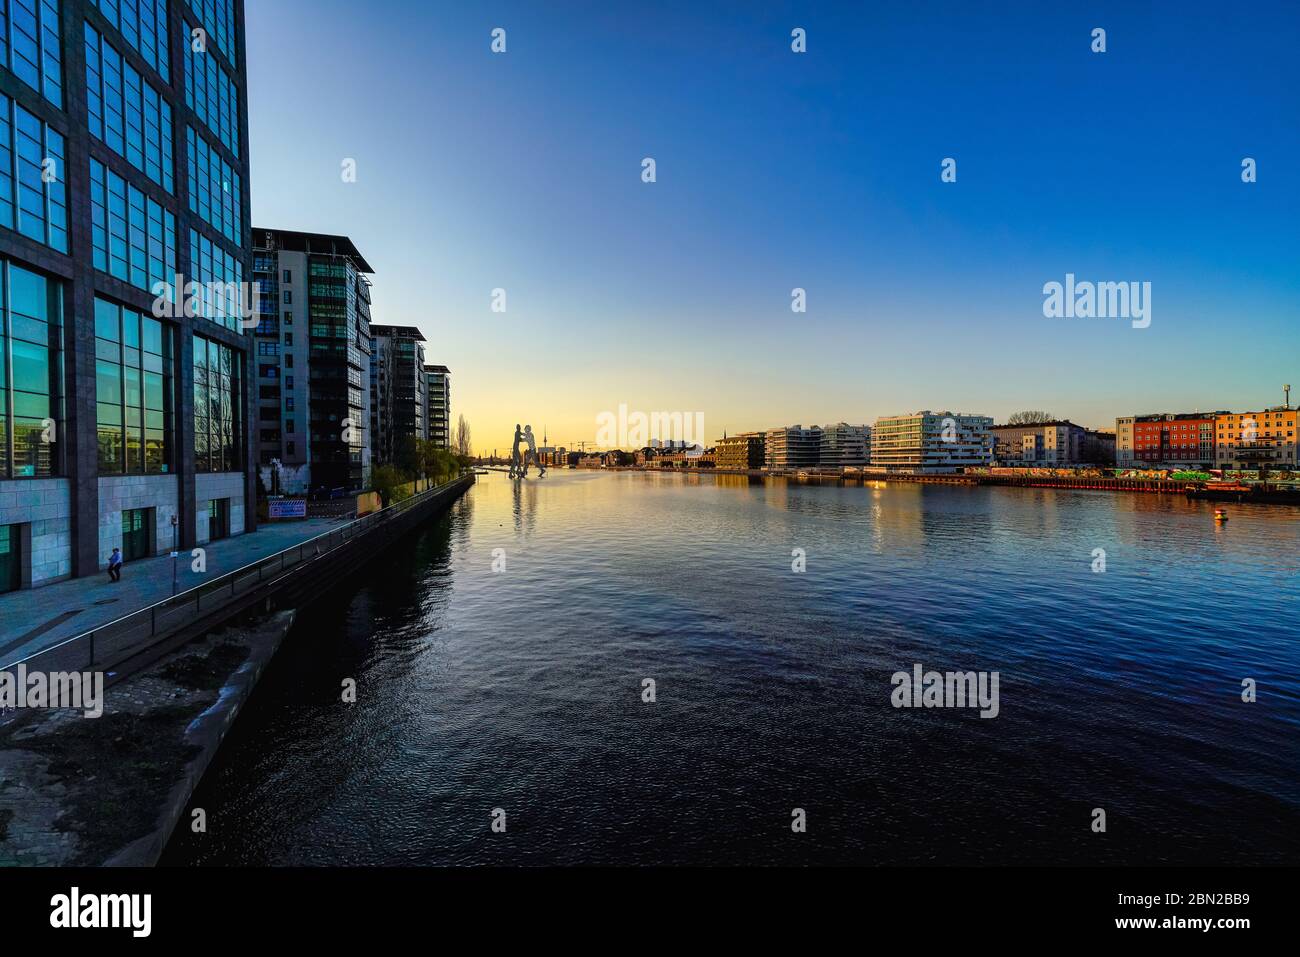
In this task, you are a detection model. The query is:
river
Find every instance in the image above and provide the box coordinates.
[162,471,1300,865]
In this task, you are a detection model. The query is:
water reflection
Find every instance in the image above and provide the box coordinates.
[163,471,1300,866]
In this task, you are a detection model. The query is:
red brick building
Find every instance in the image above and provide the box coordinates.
[1130,413,1222,468]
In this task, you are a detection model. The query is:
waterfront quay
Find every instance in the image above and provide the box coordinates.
[0,476,474,866]
[0,475,475,679]
[563,465,1216,497]
[0,516,346,667]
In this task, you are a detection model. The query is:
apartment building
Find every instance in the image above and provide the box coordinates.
[764,425,822,470]
[714,432,765,471]
[425,363,450,449]
[870,412,993,472]
[1115,416,1135,466]
[1129,413,1223,468]
[1082,430,1116,465]
[819,423,871,467]
[991,421,1086,466]
[252,228,375,495]
[1215,408,1298,470]
[369,324,426,466]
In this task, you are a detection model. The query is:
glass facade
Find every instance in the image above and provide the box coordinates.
[185,37,239,157]
[85,23,175,193]
[307,256,367,490]
[0,259,62,478]
[186,126,241,244]
[188,227,246,332]
[87,0,168,82]
[189,0,236,67]
[193,334,241,472]
[0,92,68,254]
[94,297,172,474]
[0,0,63,108]
[89,158,178,296]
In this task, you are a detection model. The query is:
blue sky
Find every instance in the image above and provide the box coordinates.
[246,0,1299,449]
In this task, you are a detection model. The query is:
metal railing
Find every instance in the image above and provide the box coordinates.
[1,474,473,676]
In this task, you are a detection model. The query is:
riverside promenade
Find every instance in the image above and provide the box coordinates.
[0,517,347,667]
[0,475,476,865]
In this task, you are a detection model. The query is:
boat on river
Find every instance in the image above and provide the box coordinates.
[1186,482,1300,505]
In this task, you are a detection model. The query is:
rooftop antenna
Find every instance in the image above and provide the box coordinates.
[1286,384,1292,409]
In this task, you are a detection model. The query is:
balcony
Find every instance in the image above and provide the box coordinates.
[1234,442,1278,462]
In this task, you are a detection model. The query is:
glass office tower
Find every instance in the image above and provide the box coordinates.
[0,0,254,589]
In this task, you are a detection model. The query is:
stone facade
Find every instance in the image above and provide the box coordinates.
[0,479,73,586]
[195,472,248,545]
[96,475,182,567]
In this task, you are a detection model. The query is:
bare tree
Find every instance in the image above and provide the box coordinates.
[1006,410,1055,425]
[455,414,472,457]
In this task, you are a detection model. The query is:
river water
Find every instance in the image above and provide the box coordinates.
[163,471,1300,865]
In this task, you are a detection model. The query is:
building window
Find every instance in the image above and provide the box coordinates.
[193,334,242,472]
[89,160,177,295]
[1,261,62,478]
[84,23,174,193]
[184,30,239,156]
[0,0,63,108]
[189,0,237,67]
[95,297,173,474]
[0,93,68,253]
[87,0,168,81]
[185,126,242,244]
[187,228,245,332]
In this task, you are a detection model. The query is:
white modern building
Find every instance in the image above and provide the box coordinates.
[819,423,871,467]
[765,425,823,470]
[870,412,993,472]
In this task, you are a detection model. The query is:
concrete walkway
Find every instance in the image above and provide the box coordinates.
[0,517,348,665]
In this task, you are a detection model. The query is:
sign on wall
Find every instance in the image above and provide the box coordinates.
[268,498,307,519]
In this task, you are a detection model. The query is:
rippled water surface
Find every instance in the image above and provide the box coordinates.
[163,472,1300,865]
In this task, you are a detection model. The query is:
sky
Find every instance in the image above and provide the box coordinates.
[246,0,1300,452]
